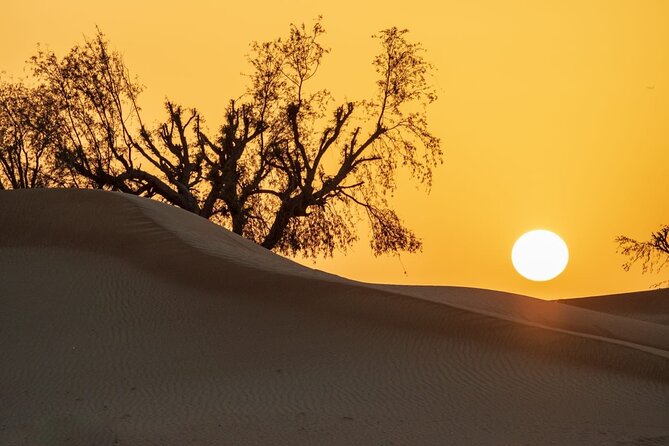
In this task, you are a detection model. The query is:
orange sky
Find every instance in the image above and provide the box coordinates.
[2,0,667,298]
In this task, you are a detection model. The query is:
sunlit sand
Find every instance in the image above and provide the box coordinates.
[1,189,667,445]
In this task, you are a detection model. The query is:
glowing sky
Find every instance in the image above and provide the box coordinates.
[2,0,667,298]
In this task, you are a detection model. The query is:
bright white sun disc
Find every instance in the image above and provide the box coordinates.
[512,230,569,281]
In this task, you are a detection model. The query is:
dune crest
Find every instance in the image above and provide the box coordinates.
[1,189,668,445]
[560,289,669,326]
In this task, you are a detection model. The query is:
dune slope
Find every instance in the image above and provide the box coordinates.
[1,189,667,446]
[560,289,669,326]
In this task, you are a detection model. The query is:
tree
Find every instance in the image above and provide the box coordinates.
[616,225,669,287]
[0,19,442,258]
[25,32,209,209]
[0,81,64,188]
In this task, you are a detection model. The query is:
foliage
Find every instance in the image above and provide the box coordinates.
[0,81,63,188]
[0,19,442,258]
[616,225,669,288]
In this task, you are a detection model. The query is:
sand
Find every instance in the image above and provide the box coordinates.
[560,289,669,326]
[1,189,667,445]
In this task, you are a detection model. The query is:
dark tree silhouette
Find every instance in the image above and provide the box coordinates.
[616,225,669,287]
[0,81,63,188]
[0,19,442,258]
[226,20,441,255]
[25,32,207,209]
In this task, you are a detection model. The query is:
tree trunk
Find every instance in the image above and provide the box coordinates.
[231,212,245,236]
[261,199,296,250]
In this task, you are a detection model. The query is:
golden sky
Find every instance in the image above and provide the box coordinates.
[2,0,667,298]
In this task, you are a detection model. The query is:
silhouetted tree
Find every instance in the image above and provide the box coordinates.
[25,32,210,210]
[616,225,669,287]
[223,19,441,255]
[0,19,441,258]
[0,81,63,188]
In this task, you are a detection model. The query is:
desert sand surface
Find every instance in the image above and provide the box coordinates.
[560,289,669,326]
[1,189,667,445]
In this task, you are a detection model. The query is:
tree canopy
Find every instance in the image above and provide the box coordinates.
[0,19,442,258]
[616,225,669,288]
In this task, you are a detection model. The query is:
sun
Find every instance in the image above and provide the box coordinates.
[512,230,569,281]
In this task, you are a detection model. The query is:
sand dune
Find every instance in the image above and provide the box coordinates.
[1,189,667,445]
[560,289,669,326]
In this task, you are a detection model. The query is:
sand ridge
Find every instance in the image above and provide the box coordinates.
[88,190,669,357]
[1,189,668,445]
[560,289,669,326]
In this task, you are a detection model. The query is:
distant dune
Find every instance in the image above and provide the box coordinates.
[560,289,669,326]
[1,189,667,445]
